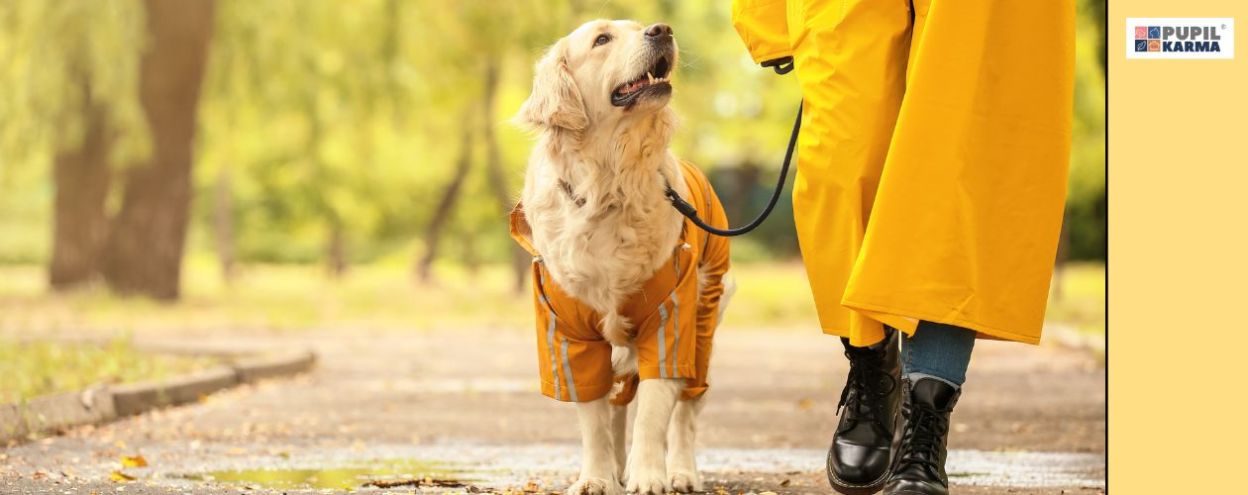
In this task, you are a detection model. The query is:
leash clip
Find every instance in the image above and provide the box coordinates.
[664,187,700,218]
[761,56,795,75]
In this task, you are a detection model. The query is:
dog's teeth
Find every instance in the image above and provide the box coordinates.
[647,72,654,83]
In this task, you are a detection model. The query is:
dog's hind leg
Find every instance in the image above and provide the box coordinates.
[666,395,704,493]
[624,378,682,495]
[568,398,622,495]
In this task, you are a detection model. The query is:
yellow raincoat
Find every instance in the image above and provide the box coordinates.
[732,0,1074,346]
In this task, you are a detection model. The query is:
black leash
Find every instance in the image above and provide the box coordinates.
[664,101,802,237]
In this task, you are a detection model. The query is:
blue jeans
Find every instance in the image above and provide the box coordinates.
[900,321,977,386]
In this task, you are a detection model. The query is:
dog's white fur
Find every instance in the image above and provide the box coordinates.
[516,19,728,495]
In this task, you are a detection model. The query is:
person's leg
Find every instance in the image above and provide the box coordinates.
[787,0,916,493]
[885,322,975,495]
[827,328,901,495]
[900,321,976,387]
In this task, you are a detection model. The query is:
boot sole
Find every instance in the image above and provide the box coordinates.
[826,450,888,495]
[828,471,887,495]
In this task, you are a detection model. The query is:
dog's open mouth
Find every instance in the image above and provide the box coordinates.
[611,56,672,107]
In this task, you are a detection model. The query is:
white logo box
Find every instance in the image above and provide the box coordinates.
[1126,17,1235,60]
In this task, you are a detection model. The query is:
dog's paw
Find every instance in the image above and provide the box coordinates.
[624,464,669,495]
[566,477,621,495]
[669,471,701,493]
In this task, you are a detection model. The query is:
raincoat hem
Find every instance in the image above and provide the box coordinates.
[840,298,1043,346]
[540,380,613,403]
[638,364,698,382]
[681,385,708,401]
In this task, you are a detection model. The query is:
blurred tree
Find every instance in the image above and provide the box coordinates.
[50,71,114,289]
[100,0,216,299]
[418,116,476,283]
[0,1,146,289]
[412,0,584,291]
[0,0,1105,292]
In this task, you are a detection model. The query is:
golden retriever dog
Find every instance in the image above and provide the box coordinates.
[512,19,733,495]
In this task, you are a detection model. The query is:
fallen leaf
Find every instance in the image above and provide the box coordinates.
[779,479,791,487]
[363,478,467,489]
[120,455,148,468]
[109,471,136,482]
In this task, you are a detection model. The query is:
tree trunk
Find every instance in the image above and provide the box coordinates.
[730,160,761,223]
[417,114,475,284]
[100,0,215,300]
[326,220,348,279]
[49,78,112,291]
[214,166,236,285]
[480,60,528,294]
[462,231,480,276]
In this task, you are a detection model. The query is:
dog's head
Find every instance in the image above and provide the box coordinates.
[517,20,678,132]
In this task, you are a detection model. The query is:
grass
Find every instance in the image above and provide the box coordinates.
[1045,262,1107,336]
[0,257,1104,336]
[0,337,220,403]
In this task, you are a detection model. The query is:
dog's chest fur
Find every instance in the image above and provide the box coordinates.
[522,154,686,328]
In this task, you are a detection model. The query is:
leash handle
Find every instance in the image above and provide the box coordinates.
[666,101,802,237]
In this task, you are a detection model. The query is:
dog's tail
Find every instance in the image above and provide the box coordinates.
[610,344,638,377]
[601,311,632,347]
[717,271,737,326]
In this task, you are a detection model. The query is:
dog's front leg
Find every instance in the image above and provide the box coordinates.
[666,395,704,492]
[569,398,622,495]
[610,402,628,480]
[624,378,682,494]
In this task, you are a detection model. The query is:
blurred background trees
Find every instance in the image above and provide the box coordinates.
[0,0,1105,302]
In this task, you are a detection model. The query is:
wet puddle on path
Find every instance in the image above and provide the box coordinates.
[178,459,477,491]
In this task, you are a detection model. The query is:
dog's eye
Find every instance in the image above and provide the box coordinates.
[593,34,612,47]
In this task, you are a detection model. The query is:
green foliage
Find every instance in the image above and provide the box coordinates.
[0,0,1105,267]
[1068,2,1107,260]
[0,1,147,265]
[0,0,149,173]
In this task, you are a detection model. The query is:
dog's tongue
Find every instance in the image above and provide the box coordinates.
[622,79,647,95]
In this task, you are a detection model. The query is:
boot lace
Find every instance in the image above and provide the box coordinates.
[894,401,950,479]
[836,346,896,434]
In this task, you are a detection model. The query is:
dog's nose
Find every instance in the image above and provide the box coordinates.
[645,23,673,40]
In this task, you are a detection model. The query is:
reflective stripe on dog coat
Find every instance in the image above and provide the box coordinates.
[509,161,730,403]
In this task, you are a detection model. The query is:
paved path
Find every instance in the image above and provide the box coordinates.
[0,327,1105,494]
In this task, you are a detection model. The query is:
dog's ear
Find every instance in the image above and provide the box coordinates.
[516,40,588,131]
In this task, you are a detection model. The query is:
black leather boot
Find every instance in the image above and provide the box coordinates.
[883,377,961,495]
[827,330,900,495]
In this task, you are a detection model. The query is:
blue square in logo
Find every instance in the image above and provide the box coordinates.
[1148,26,1161,39]
[1135,39,1148,52]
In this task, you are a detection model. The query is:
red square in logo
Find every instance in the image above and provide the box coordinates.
[1135,26,1148,39]
[1148,40,1161,52]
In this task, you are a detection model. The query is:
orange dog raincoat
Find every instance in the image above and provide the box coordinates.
[510,161,730,404]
